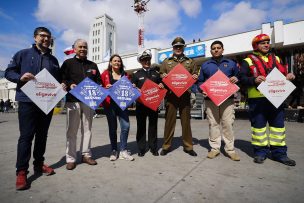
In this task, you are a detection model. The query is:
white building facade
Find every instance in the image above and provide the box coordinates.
[97,20,304,74]
[89,14,117,64]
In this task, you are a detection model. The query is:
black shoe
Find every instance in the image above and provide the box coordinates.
[151,150,159,156]
[138,151,145,157]
[254,156,266,164]
[160,149,170,156]
[184,149,197,156]
[276,156,296,166]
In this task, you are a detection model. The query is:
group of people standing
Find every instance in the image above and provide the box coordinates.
[5,26,297,191]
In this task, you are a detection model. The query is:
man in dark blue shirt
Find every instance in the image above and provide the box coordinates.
[197,40,240,161]
[5,27,63,190]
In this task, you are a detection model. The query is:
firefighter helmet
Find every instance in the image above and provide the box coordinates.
[252,34,270,50]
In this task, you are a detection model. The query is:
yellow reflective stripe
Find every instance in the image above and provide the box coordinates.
[252,139,268,146]
[248,87,265,98]
[269,140,286,146]
[269,126,285,133]
[269,127,286,146]
[244,58,253,66]
[251,127,267,134]
[251,127,268,146]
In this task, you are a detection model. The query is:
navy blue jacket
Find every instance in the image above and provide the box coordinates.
[5,45,60,102]
[197,56,239,95]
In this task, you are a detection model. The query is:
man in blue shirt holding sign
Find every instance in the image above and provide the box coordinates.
[61,39,101,170]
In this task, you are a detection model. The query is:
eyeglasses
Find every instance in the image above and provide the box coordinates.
[37,33,52,39]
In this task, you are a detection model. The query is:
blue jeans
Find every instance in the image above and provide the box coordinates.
[16,102,53,172]
[104,102,130,151]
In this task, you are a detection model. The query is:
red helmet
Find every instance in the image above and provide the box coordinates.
[252,34,270,50]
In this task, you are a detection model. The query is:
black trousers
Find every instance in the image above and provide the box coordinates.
[135,103,158,152]
[16,102,53,172]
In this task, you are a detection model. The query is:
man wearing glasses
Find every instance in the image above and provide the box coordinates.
[5,27,63,190]
[159,37,200,156]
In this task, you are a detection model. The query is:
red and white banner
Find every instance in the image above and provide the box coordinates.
[257,67,295,108]
[162,64,196,97]
[21,69,67,114]
[137,79,167,111]
[200,70,239,106]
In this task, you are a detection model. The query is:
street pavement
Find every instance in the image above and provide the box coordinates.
[0,112,303,203]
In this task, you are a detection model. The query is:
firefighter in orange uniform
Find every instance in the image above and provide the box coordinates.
[239,34,296,166]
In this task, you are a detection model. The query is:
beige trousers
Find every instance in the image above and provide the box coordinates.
[66,102,94,163]
[205,98,236,154]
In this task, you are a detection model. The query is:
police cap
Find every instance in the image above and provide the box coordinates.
[137,49,152,62]
[171,37,186,47]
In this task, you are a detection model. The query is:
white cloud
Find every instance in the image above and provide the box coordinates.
[0,34,31,50]
[269,1,304,22]
[0,34,31,70]
[180,0,202,18]
[34,0,183,56]
[202,1,266,39]
[0,9,13,21]
[212,1,234,12]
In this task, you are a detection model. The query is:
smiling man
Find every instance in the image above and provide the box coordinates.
[61,39,101,170]
[239,34,296,166]
[5,27,61,190]
[197,40,240,161]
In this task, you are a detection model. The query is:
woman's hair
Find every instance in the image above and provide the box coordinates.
[107,54,125,73]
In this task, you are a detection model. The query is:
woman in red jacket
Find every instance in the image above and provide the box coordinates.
[100,54,134,161]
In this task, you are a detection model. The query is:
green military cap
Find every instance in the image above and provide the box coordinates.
[171,37,186,47]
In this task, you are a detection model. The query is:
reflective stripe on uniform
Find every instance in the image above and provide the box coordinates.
[251,127,268,146]
[248,87,265,98]
[269,126,286,146]
[244,58,265,98]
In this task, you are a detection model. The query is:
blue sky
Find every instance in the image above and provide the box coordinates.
[0,0,303,70]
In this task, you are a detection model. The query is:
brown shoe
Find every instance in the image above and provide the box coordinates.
[66,162,76,170]
[207,150,220,159]
[227,152,240,161]
[82,156,97,165]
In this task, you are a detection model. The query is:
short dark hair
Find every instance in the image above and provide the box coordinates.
[34,27,51,36]
[211,40,223,49]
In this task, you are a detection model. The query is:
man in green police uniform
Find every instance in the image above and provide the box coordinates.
[159,37,200,156]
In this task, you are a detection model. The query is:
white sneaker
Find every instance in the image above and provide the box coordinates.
[119,150,135,161]
[109,150,118,161]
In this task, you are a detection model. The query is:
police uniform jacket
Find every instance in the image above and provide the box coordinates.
[131,68,162,89]
[159,55,200,95]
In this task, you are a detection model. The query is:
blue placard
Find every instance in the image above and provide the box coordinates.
[109,76,141,110]
[69,77,109,110]
[158,43,206,63]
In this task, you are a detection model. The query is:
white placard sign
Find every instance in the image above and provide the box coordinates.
[21,68,67,114]
[257,67,296,108]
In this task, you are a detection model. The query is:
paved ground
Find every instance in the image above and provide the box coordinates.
[0,112,303,203]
